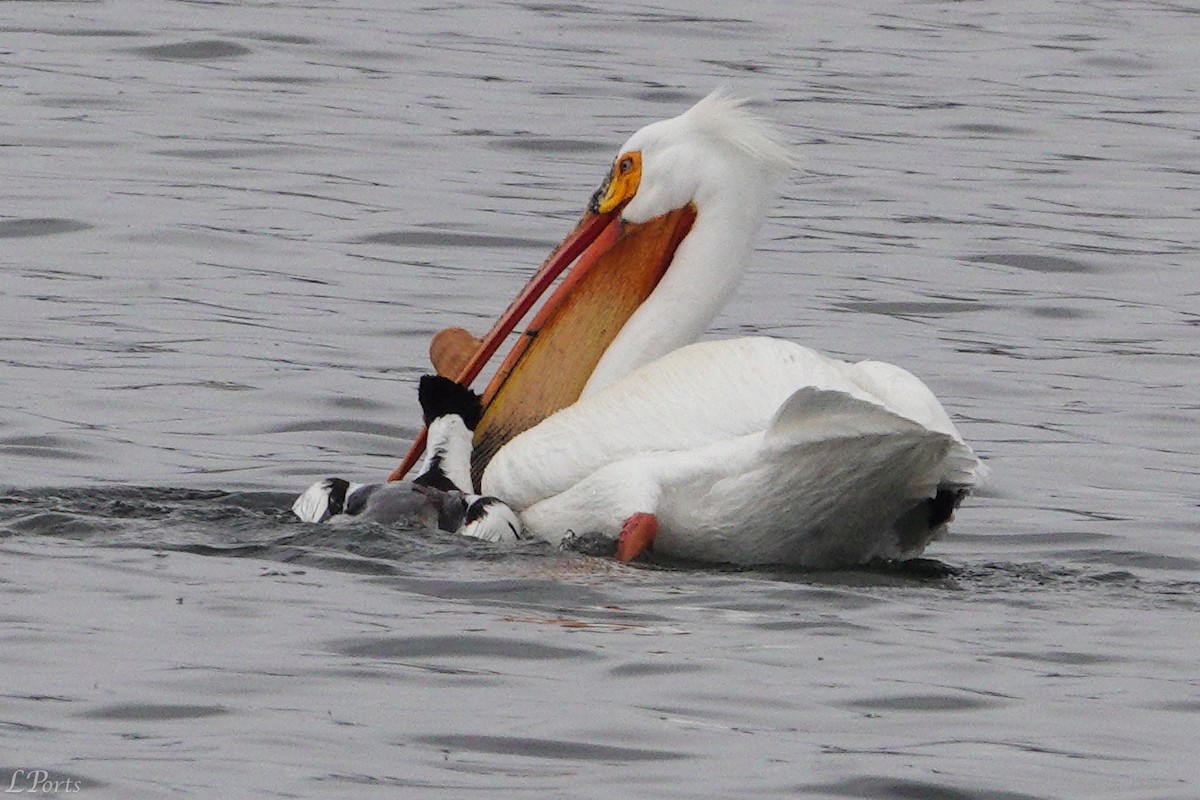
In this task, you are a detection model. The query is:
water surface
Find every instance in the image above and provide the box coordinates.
[2,1,1198,797]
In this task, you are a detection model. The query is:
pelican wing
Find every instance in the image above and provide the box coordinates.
[482,337,975,509]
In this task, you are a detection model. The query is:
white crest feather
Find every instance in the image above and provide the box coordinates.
[680,88,795,172]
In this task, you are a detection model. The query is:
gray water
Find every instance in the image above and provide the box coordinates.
[2,1,1199,797]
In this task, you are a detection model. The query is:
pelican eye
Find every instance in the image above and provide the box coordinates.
[592,151,641,214]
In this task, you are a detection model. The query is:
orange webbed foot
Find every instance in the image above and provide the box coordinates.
[615,512,657,562]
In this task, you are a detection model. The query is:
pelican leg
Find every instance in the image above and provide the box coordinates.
[515,459,664,553]
[615,512,658,561]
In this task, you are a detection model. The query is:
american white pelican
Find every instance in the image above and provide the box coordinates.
[393,90,983,567]
[293,376,521,543]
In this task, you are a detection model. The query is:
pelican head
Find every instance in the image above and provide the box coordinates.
[591,89,793,225]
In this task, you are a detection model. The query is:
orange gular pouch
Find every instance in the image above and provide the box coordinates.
[387,210,618,484]
[470,203,697,488]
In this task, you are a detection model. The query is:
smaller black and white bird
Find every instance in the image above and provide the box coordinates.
[291,376,521,543]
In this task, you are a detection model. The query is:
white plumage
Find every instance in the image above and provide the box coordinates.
[478,90,982,566]
[485,338,979,566]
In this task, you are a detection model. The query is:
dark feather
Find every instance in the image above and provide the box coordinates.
[928,485,969,528]
[418,374,483,429]
[412,454,461,492]
[326,477,350,516]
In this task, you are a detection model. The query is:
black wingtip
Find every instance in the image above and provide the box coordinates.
[928,485,969,529]
[418,374,483,429]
